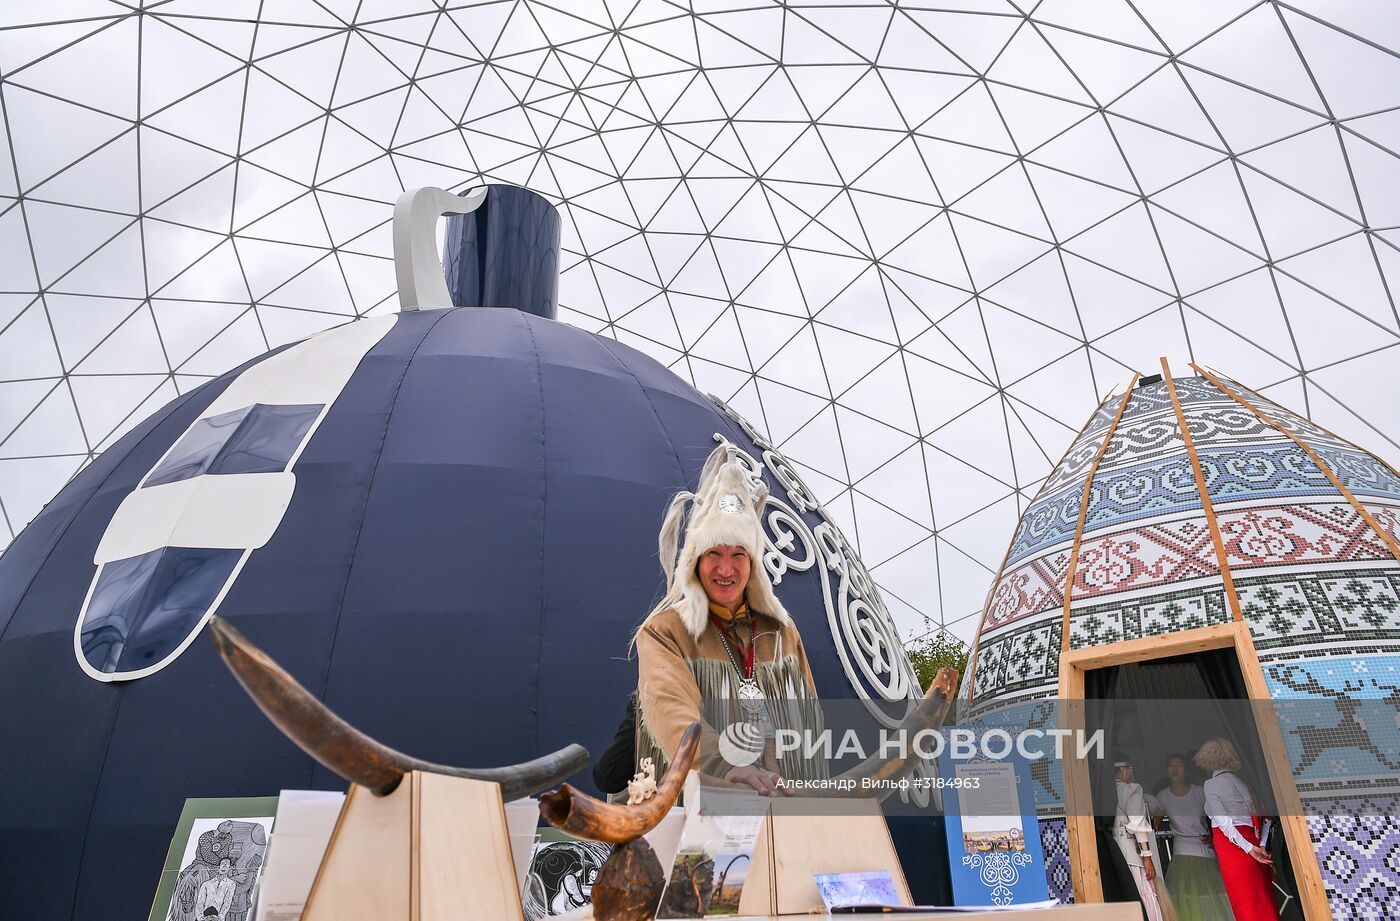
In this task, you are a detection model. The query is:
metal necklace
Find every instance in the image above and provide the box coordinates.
[714,620,766,718]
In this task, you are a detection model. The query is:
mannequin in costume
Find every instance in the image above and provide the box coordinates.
[1158,753,1235,921]
[1197,739,1279,921]
[1113,754,1169,921]
[634,444,824,795]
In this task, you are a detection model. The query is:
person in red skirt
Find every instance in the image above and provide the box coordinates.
[1196,738,1279,921]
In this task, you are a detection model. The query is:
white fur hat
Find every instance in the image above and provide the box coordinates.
[652,444,793,640]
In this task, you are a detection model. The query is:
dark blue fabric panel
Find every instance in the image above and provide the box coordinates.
[0,630,119,921]
[533,318,689,768]
[319,308,546,778]
[443,185,560,319]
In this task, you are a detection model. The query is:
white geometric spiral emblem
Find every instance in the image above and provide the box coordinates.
[718,721,765,768]
[962,851,1033,906]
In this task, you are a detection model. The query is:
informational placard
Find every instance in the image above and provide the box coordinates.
[939,751,1050,908]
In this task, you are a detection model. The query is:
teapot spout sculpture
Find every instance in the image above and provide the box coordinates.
[207,616,588,799]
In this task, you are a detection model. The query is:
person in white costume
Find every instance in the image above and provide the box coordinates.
[1113,754,1171,921]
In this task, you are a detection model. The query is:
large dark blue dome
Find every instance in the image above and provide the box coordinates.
[0,305,920,920]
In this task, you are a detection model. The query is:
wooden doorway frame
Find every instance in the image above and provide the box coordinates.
[1057,621,1332,921]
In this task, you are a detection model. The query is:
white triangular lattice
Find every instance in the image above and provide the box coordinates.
[1,1,1398,648]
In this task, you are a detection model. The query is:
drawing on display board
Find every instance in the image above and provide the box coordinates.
[165,818,271,921]
[521,834,611,920]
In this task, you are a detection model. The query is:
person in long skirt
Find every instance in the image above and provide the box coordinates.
[1196,739,1279,921]
[1158,753,1235,921]
[1113,754,1168,921]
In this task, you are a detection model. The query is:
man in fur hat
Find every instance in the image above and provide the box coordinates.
[634,445,824,795]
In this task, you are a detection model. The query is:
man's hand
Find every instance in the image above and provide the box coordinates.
[1142,855,1155,882]
[724,765,792,796]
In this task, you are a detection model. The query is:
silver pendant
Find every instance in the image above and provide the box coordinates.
[738,677,764,714]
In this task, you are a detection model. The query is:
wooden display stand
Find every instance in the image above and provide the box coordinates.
[301,771,524,921]
[737,795,912,916]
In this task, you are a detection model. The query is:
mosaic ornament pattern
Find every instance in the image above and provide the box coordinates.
[1240,568,1400,653]
[1304,795,1400,921]
[1217,503,1395,569]
[984,550,1069,631]
[1040,819,1073,906]
[964,371,1400,910]
[1363,502,1400,547]
[1069,513,1220,599]
[971,614,1061,701]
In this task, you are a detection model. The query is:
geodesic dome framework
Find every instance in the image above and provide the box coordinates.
[2,0,1400,650]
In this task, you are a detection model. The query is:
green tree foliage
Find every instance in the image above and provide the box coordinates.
[903,621,970,694]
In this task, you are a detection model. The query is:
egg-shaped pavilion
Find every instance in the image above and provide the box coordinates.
[963,362,1400,921]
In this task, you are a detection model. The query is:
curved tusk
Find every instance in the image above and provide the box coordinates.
[207,616,588,800]
[539,722,701,843]
[823,666,960,796]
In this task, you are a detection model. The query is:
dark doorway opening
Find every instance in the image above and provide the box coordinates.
[1085,648,1303,921]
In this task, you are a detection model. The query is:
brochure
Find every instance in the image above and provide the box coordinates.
[815,870,903,911]
[251,789,345,921]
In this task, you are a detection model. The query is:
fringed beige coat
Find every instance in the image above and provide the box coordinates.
[635,605,827,783]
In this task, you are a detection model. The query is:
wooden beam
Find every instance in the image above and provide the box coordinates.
[1062,380,1140,655]
[1058,655,1101,905]
[1062,622,1237,671]
[1232,628,1334,921]
[1161,358,1245,622]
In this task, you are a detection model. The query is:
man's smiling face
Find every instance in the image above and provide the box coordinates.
[699,545,750,612]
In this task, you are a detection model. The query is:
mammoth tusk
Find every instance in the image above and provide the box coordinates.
[823,666,960,796]
[539,722,701,843]
[207,616,588,800]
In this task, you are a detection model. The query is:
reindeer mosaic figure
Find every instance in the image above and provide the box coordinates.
[1272,664,1400,774]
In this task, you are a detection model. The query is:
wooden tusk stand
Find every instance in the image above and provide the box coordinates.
[738,794,913,915]
[294,770,1141,921]
[301,772,524,921]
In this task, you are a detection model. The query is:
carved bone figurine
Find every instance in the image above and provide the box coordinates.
[626,758,658,805]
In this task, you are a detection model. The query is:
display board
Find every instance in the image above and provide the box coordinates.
[939,751,1050,908]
